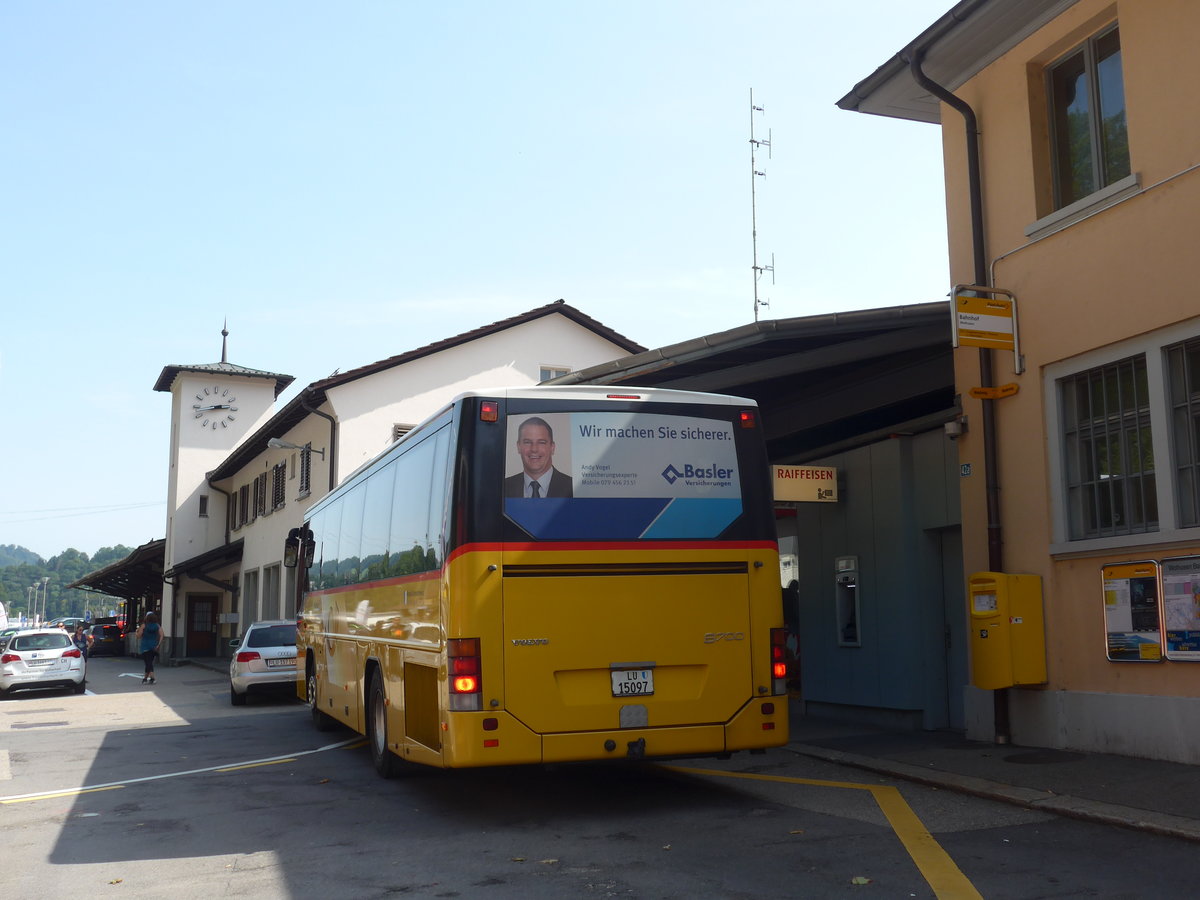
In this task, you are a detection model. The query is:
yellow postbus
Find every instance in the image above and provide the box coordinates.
[289,385,787,776]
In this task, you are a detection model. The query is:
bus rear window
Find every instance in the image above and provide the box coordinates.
[502,410,745,540]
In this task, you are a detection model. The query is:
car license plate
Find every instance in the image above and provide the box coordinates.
[611,668,653,697]
[266,657,295,668]
[27,659,55,667]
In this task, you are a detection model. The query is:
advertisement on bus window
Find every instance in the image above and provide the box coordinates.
[503,411,742,540]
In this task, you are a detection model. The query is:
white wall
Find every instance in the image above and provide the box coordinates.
[165,373,279,568]
[330,315,627,476]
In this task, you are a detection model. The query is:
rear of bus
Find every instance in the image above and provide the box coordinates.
[444,386,788,766]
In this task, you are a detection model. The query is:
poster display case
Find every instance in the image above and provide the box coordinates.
[1101,561,1163,662]
[1160,555,1200,661]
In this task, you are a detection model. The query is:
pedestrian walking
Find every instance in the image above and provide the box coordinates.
[72,622,93,659]
[136,612,163,685]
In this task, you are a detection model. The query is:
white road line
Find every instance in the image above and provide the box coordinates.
[0,737,358,803]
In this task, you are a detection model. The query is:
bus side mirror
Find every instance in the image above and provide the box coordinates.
[284,529,300,569]
[302,535,316,569]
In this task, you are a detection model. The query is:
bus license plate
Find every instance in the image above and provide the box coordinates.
[611,669,654,697]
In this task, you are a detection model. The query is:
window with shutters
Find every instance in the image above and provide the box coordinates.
[299,445,313,498]
[255,472,268,519]
[272,461,286,511]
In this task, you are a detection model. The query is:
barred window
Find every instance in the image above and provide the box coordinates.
[1061,354,1156,539]
[1167,338,1200,526]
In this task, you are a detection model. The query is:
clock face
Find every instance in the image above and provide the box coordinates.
[192,386,239,430]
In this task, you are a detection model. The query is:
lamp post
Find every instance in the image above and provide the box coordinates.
[41,576,50,624]
[27,585,35,624]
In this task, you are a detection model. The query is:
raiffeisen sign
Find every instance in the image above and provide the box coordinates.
[772,465,837,503]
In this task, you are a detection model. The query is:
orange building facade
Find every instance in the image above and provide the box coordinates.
[843,0,1200,762]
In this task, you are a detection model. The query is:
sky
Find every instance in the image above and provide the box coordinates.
[0,0,954,561]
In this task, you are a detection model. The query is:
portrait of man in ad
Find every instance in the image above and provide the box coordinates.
[504,415,574,498]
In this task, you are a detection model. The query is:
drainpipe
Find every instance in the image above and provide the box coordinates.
[301,392,338,491]
[907,48,1010,744]
[207,478,233,546]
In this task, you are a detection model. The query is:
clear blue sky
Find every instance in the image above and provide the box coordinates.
[1,1,953,561]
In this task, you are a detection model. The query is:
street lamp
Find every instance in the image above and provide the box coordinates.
[27,585,35,624]
[267,437,325,458]
[41,576,50,623]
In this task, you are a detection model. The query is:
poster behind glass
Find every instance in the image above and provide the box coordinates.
[1101,561,1163,662]
[1160,555,1200,661]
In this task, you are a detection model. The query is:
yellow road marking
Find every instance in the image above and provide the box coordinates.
[2,784,125,805]
[215,758,297,773]
[667,766,982,900]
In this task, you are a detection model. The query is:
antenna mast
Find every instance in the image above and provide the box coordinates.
[749,89,774,322]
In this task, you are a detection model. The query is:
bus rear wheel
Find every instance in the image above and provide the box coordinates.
[368,673,404,778]
[307,666,337,732]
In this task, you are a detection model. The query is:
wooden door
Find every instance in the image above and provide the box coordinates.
[186,595,217,657]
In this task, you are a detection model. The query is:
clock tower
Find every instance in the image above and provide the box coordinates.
[153,327,294,647]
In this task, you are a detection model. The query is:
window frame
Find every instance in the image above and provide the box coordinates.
[1058,354,1157,541]
[1046,23,1130,212]
[1046,317,1200,555]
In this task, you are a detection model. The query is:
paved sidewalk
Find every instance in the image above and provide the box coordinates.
[787,711,1200,844]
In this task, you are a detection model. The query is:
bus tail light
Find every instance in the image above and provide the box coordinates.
[739,409,757,429]
[449,638,482,711]
[480,401,499,422]
[770,628,787,695]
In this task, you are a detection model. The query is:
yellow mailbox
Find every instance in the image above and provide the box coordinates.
[967,572,1047,690]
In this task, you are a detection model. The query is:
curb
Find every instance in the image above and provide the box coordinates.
[787,742,1200,845]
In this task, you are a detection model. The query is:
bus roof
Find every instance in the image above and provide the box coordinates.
[452,384,757,407]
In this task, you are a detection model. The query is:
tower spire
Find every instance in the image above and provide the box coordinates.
[221,320,229,363]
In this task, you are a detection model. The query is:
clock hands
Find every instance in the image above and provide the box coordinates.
[193,404,236,411]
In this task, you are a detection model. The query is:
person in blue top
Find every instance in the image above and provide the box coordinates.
[136,611,163,685]
[72,622,93,659]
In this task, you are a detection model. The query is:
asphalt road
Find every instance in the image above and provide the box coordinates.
[2,656,1197,898]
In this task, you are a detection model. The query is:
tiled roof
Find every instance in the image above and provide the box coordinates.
[307,299,644,392]
[153,361,295,396]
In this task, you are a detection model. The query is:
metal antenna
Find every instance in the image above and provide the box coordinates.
[749,89,774,322]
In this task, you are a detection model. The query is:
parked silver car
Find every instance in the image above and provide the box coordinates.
[1,628,86,696]
[229,620,297,706]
